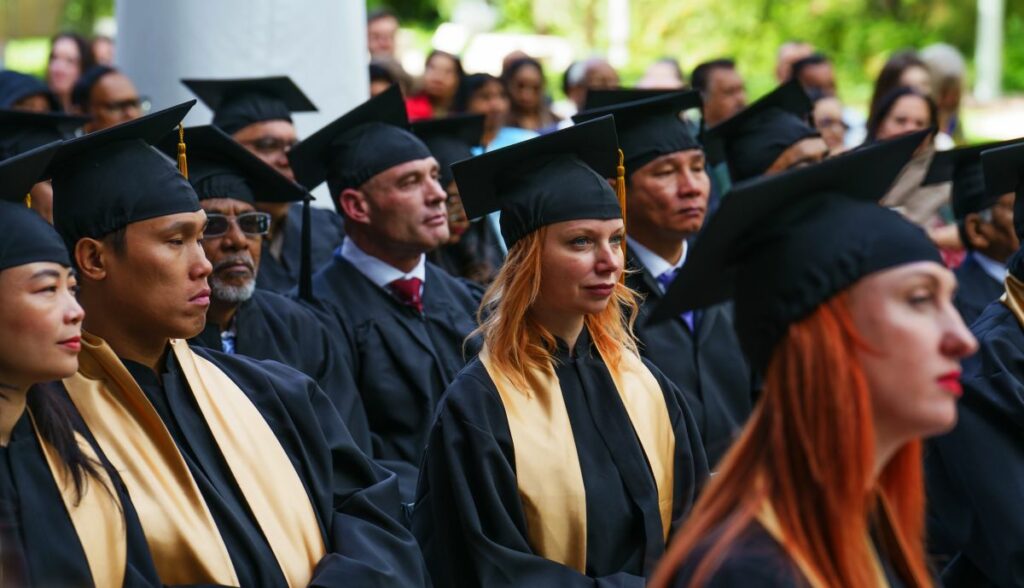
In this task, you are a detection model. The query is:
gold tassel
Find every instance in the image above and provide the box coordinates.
[616,148,627,278]
[177,124,188,179]
[24,193,31,208]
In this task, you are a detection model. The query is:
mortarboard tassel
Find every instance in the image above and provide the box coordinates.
[616,148,627,277]
[177,124,189,179]
[24,193,31,208]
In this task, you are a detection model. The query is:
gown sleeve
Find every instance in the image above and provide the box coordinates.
[412,367,647,588]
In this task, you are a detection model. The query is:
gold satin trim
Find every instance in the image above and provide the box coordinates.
[64,332,239,586]
[480,343,676,572]
[1001,273,1024,327]
[30,410,126,588]
[169,339,326,587]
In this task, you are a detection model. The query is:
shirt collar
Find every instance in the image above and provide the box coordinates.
[972,251,1007,284]
[627,236,688,290]
[339,237,426,289]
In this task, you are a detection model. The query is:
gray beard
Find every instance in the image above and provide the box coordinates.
[210,275,256,304]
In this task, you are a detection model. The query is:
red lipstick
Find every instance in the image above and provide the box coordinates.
[937,371,963,398]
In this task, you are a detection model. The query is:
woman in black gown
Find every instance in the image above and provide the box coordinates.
[0,144,159,586]
[648,132,977,587]
[411,116,709,587]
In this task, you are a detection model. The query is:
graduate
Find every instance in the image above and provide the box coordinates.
[702,80,825,184]
[574,91,755,465]
[647,131,976,588]
[48,103,429,587]
[0,70,60,112]
[412,113,504,284]
[412,116,710,587]
[184,76,345,293]
[926,140,1024,587]
[289,86,482,501]
[921,139,1023,325]
[0,143,161,587]
[155,124,372,453]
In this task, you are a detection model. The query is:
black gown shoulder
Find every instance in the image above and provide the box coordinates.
[670,522,805,588]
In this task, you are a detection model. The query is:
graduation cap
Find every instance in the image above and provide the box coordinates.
[981,140,1024,239]
[411,114,485,187]
[923,138,1024,221]
[453,116,622,250]
[703,80,818,182]
[573,90,702,171]
[287,85,432,208]
[0,142,70,272]
[49,100,200,252]
[0,109,89,161]
[182,76,317,135]
[0,70,59,111]
[651,130,935,371]
[582,88,681,112]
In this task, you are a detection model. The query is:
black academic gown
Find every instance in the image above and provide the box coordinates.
[256,203,345,294]
[926,299,1024,588]
[412,329,710,587]
[953,253,1004,326]
[627,250,755,465]
[109,347,428,588]
[190,288,372,453]
[670,522,908,587]
[311,255,482,501]
[0,397,161,587]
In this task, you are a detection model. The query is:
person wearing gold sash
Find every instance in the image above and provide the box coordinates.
[648,131,977,587]
[0,144,161,586]
[411,116,710,586]
[46,104,429,587]
[926,141,1024,587]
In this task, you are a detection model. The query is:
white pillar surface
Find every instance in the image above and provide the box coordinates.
[116,0,369,205]
[974,0,1005,102]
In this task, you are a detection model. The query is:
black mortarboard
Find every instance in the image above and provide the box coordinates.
[0,70,59,111]
[453,116,622,250]
[923,138,1024,220]
[582,88,679,112]
[182,76,317,135]
[287,85,432,208]
[651,130,936,371]
[155,124,307,204]
[703,80,818,182]
[49,101,200,251]
[573,90,702,171]
[411,114,484,187]
[0,109,89,160]
[0,142,70,271]
[981,141,1024,239]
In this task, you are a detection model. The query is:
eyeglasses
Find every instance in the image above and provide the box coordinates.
[239,136,298,155]
[204,212,272,238]
[98,96,151,116]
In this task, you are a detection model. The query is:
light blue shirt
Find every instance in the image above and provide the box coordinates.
[972,251,1007,284]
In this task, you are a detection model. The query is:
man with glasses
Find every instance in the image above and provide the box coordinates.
[184,76,346,293]
[71,65,146,132]
[157,125,372,452]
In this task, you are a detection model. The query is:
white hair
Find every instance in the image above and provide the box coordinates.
[919,43,966,92]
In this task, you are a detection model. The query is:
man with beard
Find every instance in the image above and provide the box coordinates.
[157,124,371,452]
[183,76,346,293]
[289,86,482,502]
[48,102,429,587]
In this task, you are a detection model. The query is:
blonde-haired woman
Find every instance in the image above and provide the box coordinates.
[411,117,709,587]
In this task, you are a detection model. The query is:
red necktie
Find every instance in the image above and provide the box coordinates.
[388,277,424,313]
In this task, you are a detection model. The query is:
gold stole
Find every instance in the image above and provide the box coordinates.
[479,345,675,573]
[755,500,890,588]
[1001,273,1024,326]
[62,333,326,587]
[30,411,126,588]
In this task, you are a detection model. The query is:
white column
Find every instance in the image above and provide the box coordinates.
[607,0,630,69]
[974,0,1004,102]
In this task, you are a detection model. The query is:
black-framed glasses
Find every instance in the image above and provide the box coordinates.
[239,136,298,155]
[98,96,151,115]
[204,212,272,238]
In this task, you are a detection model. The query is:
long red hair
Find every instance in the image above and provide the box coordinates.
[649,294,932,588]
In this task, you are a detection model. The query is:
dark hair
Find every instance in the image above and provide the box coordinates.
[425,49,465,82]
[25,382,110,504]
[67,225,127,273]
[367,7,397,24]
[369,61,396,85]
[869,50,929,124]
[865,86,938,142]
[49,32,95,76]
[691,58,736,93]
[790,53,830,82]
[452,73,502,113]
[502,56,544,84]
[70,65,116,110]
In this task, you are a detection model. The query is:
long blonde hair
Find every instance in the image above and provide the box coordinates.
[472,226,641,388]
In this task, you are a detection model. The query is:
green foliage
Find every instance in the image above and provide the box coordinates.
[367,0,440,24]
[60,0,113,34]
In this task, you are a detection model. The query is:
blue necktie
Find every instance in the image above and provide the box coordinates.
[656,268,695,332]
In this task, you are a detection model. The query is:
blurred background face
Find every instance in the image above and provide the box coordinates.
[367,15,398,58]
[0,262,83,386]
[29,182,54,224]
[13,94,53,113]
[638,60,685,89]
[812,97,848,153]
[84,72,143,132]
[47,37,82,96]
[704,67,746,126]
[507,63,544,112]
[876,94,931,141]
[233,120,298,181]
[900,65,933,96]
[423,53,460,102]
[443,181,470,243]
[468,79,510,133]
[799,62,837,96]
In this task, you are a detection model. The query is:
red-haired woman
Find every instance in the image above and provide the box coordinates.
[411,118,709,585]
[648,131,977,587]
